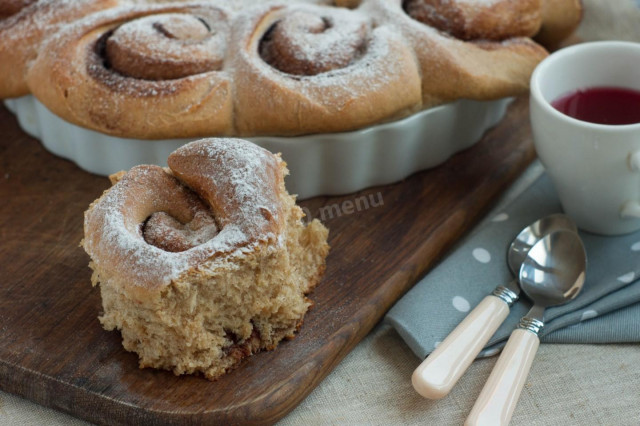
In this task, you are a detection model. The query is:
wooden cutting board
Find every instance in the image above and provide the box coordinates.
[0,97,535,425]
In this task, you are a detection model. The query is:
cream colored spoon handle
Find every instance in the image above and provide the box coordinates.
[411,295,510,399]
[465,329,540,426]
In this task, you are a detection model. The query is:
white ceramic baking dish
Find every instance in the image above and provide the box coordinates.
[5,95,510,199]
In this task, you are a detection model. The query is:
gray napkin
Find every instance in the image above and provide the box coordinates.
[386,173,640,359]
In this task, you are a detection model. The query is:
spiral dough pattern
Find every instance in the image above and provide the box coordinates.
[27,3,234,139]
[22,0,581,138]
[103,12,226,80]
[259,9,369,76]
[83,138,285,289]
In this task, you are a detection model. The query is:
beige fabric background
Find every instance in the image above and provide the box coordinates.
[2,0,639,424]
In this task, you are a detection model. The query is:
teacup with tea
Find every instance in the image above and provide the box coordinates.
[530,41,640,235]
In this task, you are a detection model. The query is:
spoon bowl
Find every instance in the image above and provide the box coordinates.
[519,229,586,307]
[507,213,578,275]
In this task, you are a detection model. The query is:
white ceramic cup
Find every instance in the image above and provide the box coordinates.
[530,41,640,235]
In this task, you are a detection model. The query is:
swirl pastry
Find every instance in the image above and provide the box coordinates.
[23,0,582,138]
[0,0,123,98]
[232,3,422,135]
[83,138,330,380]
[363,0,549,106]
[27,2,234,139]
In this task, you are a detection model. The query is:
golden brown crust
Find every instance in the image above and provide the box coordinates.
[167,138,286,241]
[108,170,126,185]
[143,209,219,253]
[0,0,122,98]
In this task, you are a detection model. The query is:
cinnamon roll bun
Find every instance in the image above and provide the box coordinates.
[232,4,422,135]
[27,3,234,139]
[83,138,329,380]
[363,0,548,106]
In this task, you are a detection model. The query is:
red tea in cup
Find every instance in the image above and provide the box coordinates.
[551,86,640,125]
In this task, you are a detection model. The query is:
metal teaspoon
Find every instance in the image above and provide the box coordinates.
[412,214,577,399]
[466,229,587,426]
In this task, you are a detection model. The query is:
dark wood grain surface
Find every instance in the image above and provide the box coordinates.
[0,97,535,425]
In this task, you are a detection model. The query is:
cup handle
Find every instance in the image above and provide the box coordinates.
[628,150,640,172]
[621,201,640,219]
[622,151,640,219]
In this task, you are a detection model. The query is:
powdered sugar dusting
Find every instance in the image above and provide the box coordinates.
[33,3,233,99]
[294,26,397,99]
[259,6,370,75]
[83,139,284,289]
[232,5,411,117]
[232,4,403,102]
[108,13,222,62]
[169,138,284,240]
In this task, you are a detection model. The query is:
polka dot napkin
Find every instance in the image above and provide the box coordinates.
[386,173,640,359]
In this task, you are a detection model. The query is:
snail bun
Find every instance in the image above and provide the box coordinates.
[83,138,329,379]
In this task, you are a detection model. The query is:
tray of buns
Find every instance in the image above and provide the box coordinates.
[1,0,581,198]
